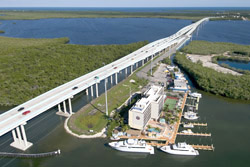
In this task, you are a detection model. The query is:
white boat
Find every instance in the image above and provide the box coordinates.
[160,142,199,156]
[109,139,154,154]
[181,129,193,134]
[183,122,194,128]
[184,111,199,120]
[189,92,202,98]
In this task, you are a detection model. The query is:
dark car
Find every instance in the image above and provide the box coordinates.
[18,107,25,112]
[72,86,78,90]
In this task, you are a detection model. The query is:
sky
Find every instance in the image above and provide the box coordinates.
[0,0,250,7]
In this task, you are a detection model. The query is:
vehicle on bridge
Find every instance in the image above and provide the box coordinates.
[18,107,25,112]
[22,110,31,115]
[72,86,78,90]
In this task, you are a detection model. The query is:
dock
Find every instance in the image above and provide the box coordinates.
[168,92,188,144]
[181,122,207,127]
[191,144,215,151]
[177,132,211,137]
[185,103,199,110]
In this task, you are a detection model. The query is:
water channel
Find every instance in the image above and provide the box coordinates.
[0,17,250,167]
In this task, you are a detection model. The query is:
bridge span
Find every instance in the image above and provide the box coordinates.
[0,17,209,151]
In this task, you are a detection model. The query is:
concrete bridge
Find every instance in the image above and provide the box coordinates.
[0,17,209,151]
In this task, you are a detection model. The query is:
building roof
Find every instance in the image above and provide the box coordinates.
[130,85,163,113]
[174,79,187,88]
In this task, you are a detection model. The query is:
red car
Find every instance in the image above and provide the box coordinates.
[114,67,117,69]
[22,110,31,115]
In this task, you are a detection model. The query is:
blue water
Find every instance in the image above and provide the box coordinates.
[218,60,250,71]
[0,18,192,45]
[1,18,250,45]
[193,20,250,45]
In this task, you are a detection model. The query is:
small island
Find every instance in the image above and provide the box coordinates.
[0,30,5,33]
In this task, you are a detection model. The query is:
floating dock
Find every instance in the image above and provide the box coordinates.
[177,132,211,137]
[191,144,214,151]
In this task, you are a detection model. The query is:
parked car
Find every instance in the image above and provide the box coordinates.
[94,76,99,80]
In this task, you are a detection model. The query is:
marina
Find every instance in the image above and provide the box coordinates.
[110,65,213,154]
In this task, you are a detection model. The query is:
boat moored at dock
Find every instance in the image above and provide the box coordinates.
[109,139,155,154]
[183,111,199,120]
[160,142,199,156]
[183,122,194,128]
[189,92,202,98]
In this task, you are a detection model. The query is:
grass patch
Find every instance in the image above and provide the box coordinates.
[68,70,148,135]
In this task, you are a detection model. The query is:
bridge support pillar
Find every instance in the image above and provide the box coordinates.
[91,85,94,97]
[110,75,113,84]
[142,60,144,66]
[63,101,67,114]
[131,65,133,73]
[58,104,62,112]
[96,83,99,97]
[125,68,127,76]
[68,98,73,115]
[115,73,118,85]
[10,124,33,151]
[85,89,88,96]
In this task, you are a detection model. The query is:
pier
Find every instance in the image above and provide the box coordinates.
[0,149,61,158]
[177,132,211,137]
[181,122,207,127]
[191,144,215,151]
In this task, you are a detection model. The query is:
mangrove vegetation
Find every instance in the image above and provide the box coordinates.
[0,36,148,106]
[174,52,250,100]
[0,10,249,21]
[181,41,250,56]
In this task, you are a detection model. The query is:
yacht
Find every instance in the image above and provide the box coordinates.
[189,92,202,98]
[109,139,154,154]
[183,122,194,128]
[181,129,193,134]
[160,142,199,156]
[184,111,199,120]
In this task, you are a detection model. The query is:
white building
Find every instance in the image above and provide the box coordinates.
[171,79,189,92]
[129,86,164,130]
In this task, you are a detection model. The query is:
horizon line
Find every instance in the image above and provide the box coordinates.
[1,6,250,8]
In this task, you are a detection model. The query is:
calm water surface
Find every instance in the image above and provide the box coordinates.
[0,18,191,45]
[218,60,250,71]
[0,17,250,167]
